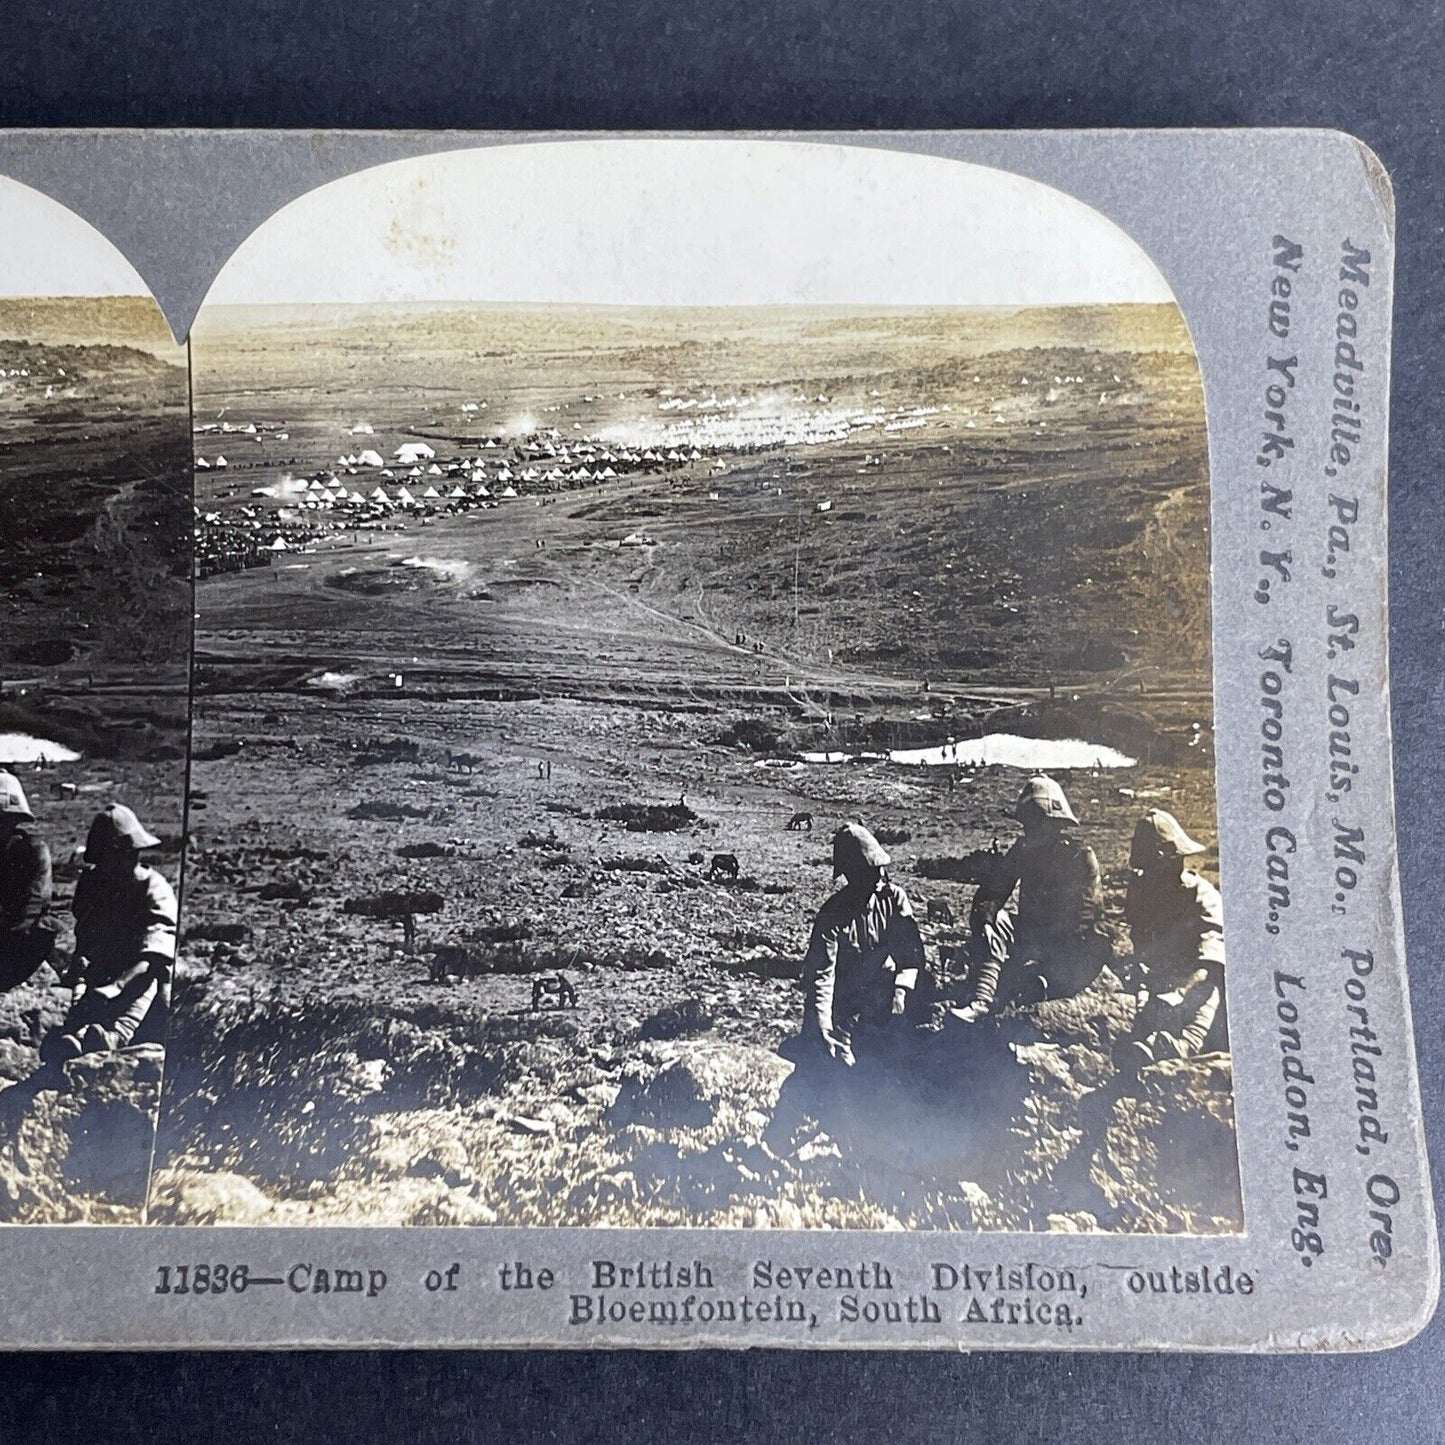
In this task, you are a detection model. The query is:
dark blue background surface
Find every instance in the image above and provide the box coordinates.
[0,1,1440,1438]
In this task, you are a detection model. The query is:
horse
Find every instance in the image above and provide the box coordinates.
[531,974,579,1010]
[707,853,740,882]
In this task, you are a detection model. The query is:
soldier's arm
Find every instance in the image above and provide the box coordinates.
[1148,895,1224,985]
[884,894,926,1004]
[1073,845,1105,936]
[64,873,94,986]
[801,923,840,1044]
[2,837,51,931]
[139,872,178,970]
[1192,880,1227,969]
[969,844,1021,929]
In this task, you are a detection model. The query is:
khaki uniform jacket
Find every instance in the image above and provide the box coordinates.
[971,833,1104,950]
[1125,870,1226,1058]
[65,864,177,1051]
[1,822,52,934]
[1126,869,1225,981]
[802,879,925,1045]
[0,822,55,984]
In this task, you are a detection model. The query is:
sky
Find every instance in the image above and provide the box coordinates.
[0,175,150,297]
[204,138,1175,310]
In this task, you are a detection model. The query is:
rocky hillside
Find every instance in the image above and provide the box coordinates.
[0,331,189,676]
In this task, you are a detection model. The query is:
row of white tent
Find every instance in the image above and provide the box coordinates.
[293,464,620,490]
[519,441,702,465]
[254,480,521,508]
[203,437,706,478]
[195,420,292,435]
[340,435,708,470]
[513,465,619,483]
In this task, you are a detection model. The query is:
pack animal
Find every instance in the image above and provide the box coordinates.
[429,944,485,983]
[786,811,813,831]
[446,749,481,773]
[531,973,578,1010]
[365,736,419,763]
[707,853,740,882]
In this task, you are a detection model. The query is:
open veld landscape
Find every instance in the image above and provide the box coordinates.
[0,296,190,1221]
[151,303,1241,1233]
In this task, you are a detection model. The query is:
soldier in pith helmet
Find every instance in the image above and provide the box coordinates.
[952,774,1112,1021]
[1116,808,1227,1073]
[790,822,927,1067]
[0,770,56,990]
[41,804,176,1063]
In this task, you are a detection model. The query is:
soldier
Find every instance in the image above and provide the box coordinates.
[793,823,927,1067]
[1116,808,1227,1073]
[0,770,56,990]
[952,774,1111,1021]
[40,804,176,1064]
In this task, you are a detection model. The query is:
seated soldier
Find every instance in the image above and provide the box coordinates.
[792,822,926,1068]
[952,774,1112,1021]
[1116,808,1227,1075]
[41,804,176,1064]
[0,771,56,990]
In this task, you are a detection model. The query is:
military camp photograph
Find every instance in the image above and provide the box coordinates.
[0,176,189,1222]
[149,138,1241,1236]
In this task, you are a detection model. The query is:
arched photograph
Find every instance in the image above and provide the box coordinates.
[152,139,1239,1233]
[0,177,189,1222]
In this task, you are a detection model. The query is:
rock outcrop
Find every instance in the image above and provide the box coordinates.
[1091,1052,1243,1233]
[147,1167,278,1225]
[0,1045,164,1222]
[607,1040,793,1135]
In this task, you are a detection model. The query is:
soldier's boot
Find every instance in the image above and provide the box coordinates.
[998,961,1049,1008]
[951,912,1012,1022]
[1150,1031,1185,1062]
